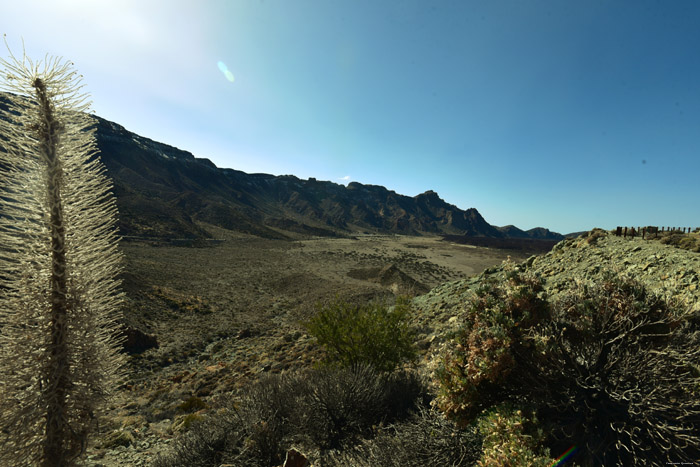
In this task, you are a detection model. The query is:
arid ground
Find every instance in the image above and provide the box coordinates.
[89,227,534,464]
[121,227,531,372]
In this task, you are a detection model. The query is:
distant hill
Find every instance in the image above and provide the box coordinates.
[1,92,565,241]
[495,225,564,240]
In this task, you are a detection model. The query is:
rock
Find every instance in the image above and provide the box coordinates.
[98,429,135,449]
[282,448,309,467]
[121,325,159,354]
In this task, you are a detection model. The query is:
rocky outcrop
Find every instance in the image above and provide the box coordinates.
[412,231,700,354]
[121,326,159,354]
[348,264,429,296]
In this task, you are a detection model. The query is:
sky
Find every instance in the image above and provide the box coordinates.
[2,0,699,234]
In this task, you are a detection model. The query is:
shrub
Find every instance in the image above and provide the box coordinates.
[475,404,552,466]
[436,261,548,422]
[658,231,700,252]
[437,265,700,465]
[154,365,428,466]
[176,396,208,413]
[327,406,482,466]
[304,297,417,372]
[151,409,241,467]
[585,227,608,244]
[523,273,700,464]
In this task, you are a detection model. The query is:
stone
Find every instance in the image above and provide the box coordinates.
[282,448,309,467]
[122,325,159,354]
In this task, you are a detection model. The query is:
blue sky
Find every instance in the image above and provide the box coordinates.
[3,0,699,234]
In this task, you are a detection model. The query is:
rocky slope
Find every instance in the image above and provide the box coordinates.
[412,230,700,361]
[83,229,700,465]
[1,91,566,240]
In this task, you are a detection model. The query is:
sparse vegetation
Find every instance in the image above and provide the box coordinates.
[327,406,483,466]
[153,364,428,466]
[438,263,700,465]
[658,231,700,252]
[176,396,208,413]
[584,227,608,244]
[304,297,417,372]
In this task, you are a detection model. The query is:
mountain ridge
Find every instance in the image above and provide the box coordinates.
[92,115,565,241]
[1,92,565,241]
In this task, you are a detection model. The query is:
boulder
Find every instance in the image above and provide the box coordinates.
[121,325,159,354]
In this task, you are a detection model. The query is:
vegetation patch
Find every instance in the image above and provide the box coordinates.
[304,297,417,372]
[153,365,428,466]
[438,263,700,465]
[176,396,208,414]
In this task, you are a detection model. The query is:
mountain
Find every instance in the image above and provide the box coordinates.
[496,225,564,240]
[92,116,565,241]
[1,92,564,241]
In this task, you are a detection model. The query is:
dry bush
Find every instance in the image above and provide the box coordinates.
[436,261,548,421]
[437,265,700,465]
[327,406,482,466]
[522,274,700,464]
[154,364,428,466]
[151,410,241,467]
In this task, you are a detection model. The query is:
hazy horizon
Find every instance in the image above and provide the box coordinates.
[3,0,699,234]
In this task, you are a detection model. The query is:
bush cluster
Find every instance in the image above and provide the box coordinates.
[153,365,427,466]
[327,406,482,466]
[438,265,700,465]
[475,404,553,466]
[304,297,417,372]
[659,232,700,252]
[436,262,548,421]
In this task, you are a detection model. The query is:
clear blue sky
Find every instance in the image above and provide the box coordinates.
[3,0,699,234]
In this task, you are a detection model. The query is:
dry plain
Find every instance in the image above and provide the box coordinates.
[89,228,535,464]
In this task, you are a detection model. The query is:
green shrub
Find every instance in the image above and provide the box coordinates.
[476,404,553,466]
[436,261,548,421]
[304,297,417,372]
[437,265,700,465]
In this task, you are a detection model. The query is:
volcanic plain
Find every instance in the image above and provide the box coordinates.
[86,226,532,465]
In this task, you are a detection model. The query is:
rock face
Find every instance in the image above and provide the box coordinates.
[412,231,700,354]
[3,92,564,241]
[68,110,562,240]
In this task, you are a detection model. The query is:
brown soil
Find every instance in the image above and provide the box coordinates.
[87,224,530,465]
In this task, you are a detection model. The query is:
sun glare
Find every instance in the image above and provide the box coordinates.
[217,60,235,83]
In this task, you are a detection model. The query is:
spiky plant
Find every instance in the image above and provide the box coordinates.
[0,45,125,466]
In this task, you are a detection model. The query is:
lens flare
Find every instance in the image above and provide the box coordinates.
[217,61,235,83]
[551,445,578,466]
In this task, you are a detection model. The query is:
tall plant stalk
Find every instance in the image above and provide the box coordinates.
[0,44,125,466]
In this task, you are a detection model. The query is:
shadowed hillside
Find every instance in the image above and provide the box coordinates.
[88,113,564,241]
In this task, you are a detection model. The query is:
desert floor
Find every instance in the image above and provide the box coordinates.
[89,228,534,463]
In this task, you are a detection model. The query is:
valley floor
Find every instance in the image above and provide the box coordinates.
[85,229,526,465]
